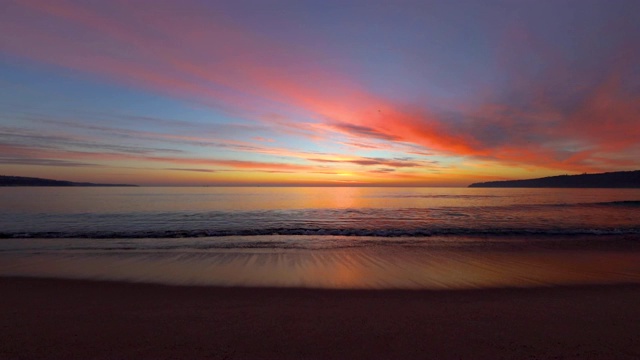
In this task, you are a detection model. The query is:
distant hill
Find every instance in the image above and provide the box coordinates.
[0,175,137,187]
[468,170,640,188]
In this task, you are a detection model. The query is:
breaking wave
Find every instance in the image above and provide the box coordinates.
[3,226,640,239]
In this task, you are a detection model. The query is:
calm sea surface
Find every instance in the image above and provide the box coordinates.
[1,187,640,289]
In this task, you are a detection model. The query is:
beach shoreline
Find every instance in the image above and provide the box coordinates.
[3,235,640,290]
[2,277,639,359]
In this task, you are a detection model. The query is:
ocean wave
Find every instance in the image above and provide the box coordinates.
[2,227,640,239]
[593,200,640,207]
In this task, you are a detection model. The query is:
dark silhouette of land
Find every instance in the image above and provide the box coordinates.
[469,170,640,188]
[0,175,137,187]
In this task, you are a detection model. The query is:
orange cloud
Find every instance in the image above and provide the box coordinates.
[1,0,638,182]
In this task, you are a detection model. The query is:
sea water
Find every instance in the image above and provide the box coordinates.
[1,187,640,289]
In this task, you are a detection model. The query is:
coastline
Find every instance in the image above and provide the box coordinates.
[2,277,639,359]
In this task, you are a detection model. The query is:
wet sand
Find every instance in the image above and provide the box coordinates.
[3,240,640,289]
[1,277,639,359]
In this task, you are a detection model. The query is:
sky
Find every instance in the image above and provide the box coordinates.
[1,0,639,186]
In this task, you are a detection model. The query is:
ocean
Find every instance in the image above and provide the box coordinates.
[1,187,640,289]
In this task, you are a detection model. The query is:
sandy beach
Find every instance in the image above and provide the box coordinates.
[1,277,639,359]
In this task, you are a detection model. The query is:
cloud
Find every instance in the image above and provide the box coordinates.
[164,168,216,173]
[0,141,317,173]
[0,0,638,182]
[0,157,98,167]
[308,156,423,168]
[325,123,401,142]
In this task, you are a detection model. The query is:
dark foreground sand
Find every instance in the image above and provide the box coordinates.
[1,278,639,359]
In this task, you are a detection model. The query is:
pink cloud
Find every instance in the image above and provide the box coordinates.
[1,0,638,178]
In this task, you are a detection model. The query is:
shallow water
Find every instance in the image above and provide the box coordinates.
[1,235,640,289]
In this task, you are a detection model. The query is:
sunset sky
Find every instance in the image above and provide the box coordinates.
[1,0,638,186]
